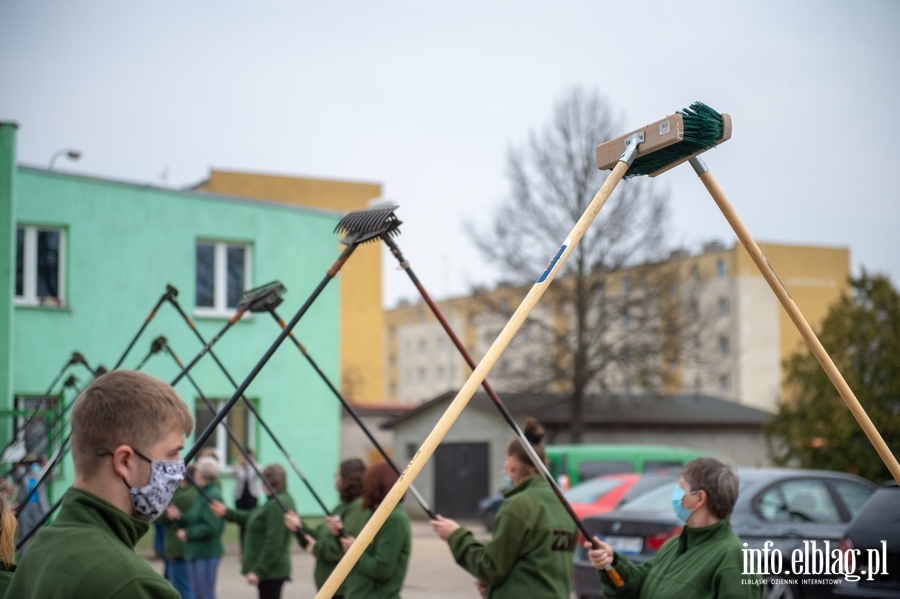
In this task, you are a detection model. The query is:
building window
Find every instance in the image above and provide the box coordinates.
[719,336,730,356]
[719,374,731,394]
[417,367,427,383]
[15,225,66,307]
[437,365,446,380]
[716,259,728,279]
[718,297,730,316]
[621,277,631,295]
[418,339,427,354]
[194,398,255,470]
[12,395,63,458]
[195,241,251,316]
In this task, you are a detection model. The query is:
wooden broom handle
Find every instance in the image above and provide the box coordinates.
[694,163,900,484]
[314,160,633,599]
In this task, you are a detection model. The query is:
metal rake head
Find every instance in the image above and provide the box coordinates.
[150,336,167,355]
[240,281,287,313]
[335,205,402,246]
[63,375,78,388]
[94,365,108,377]
[69,352,86,366]
[165,284,179,299]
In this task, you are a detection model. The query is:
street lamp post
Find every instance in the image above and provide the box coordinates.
[49,149,81,170]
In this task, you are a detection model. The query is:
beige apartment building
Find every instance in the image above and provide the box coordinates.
[384,241,849,413]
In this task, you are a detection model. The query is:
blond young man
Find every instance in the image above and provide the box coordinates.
[7,370,194,599]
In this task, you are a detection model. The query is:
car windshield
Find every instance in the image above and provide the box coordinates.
[619,482,675,512]
[564,478,622,503]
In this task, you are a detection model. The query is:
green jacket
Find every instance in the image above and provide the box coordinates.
[344,504,410,599]
[5,487,179,599]
[0,565,15,596]
[448,475,577,599]
[598,518,762,599]
[157,485,198,560]
[311,497,368,591]
[224,490,295,581]
[180,482,224,560]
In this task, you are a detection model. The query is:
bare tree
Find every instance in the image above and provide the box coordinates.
[468,88,675,443]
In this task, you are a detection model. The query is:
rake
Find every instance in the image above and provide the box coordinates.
[251,284,438,519]
[317,103,732,598]
[169,281,286,388]
[184,207,399,465]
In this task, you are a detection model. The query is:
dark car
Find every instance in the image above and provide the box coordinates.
[832,480,900,598]
[573,468,876,599]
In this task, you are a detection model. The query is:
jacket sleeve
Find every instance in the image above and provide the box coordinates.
[184,501,224,542]
[447,510,529,588]
[312,522,344,562]
[224,507,250,526]
[353,512,408,581]
[713,561,763,598]
[598,552,655,599]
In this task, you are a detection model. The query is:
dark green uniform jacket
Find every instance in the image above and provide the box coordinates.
[311,497,368,591]
[5,487,179,599]
[448,475,578,599]
[180,482,224,560]
[0,564,15,596]
[599,518,762,599]
[224,490,295,581]
[344,504,410,599]
[157,484,198,560]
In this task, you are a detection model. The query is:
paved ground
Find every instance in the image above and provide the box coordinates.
[145,520,490,599]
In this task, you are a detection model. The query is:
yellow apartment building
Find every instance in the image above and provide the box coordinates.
[384,241,849,413]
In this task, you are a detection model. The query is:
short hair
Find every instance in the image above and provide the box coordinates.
[0,496,16,567]
[362,462,398,510]
[71,370,193,478]
[262,464,286,492]
[506,418,547,473]
[196,456,219,482]
[339,459,366,503]
[681,457,739,519]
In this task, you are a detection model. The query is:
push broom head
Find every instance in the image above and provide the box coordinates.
[596,102,731,178]
[239,281,286,313]
[245,280,288,313]
[335,205,402,246]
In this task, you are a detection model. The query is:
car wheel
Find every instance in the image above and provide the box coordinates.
[764,578,800,599]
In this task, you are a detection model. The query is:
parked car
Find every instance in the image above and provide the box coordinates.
[832,480,900,598]
[573,468,876,599]
[478,444,713,530]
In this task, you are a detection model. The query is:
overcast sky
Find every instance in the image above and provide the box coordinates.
[2,1,898,307]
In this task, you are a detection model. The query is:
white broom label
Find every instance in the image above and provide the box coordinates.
[536,239,569,284]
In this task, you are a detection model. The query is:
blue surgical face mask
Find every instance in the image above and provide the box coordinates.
[671,484,697,523]
[503,474,513,488]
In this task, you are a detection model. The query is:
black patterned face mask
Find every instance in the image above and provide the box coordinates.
[97,447,185,521]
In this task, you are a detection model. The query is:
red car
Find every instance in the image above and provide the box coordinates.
[563,473,641,520]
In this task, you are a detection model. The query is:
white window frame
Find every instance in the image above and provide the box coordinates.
[194,240,252,318]
[15,225,66,308]
[195,398,257,472]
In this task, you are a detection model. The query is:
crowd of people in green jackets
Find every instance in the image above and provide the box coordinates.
[0,369,759,598]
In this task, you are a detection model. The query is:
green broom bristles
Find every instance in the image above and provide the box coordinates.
[625,102,724,178]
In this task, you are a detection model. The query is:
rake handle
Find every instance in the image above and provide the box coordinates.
[692,159,900,485]
[315,159,632,599]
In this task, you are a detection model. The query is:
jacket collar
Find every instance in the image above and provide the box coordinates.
[677,518,732,553]
[503,474,547,498]
[55,487,149,549]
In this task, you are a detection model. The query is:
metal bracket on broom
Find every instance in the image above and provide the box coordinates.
[675,121,900,483]
[317,103,734,598]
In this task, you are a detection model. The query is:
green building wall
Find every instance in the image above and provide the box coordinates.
[5,152,345,514]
